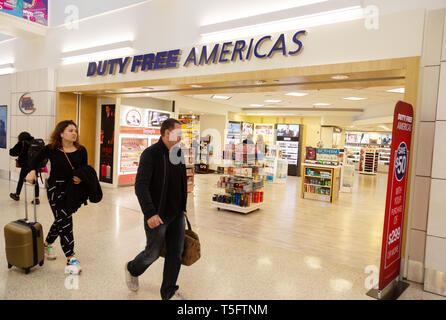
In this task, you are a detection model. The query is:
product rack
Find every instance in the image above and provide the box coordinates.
[359,148,379,175]
[301,164,341,203]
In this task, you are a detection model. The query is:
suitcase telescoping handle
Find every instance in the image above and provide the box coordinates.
[23,178,37,223]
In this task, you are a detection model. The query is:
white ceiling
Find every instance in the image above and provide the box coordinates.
[187,85,404,116]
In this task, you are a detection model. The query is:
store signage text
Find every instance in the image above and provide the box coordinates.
[378,101,413,291]
[18,93,36,115]
[86,30,307,77]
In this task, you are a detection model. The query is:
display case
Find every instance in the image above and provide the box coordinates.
[340,164,355,193]
[359,148,379,175]
[301,164,341,203]
[275,124,302,176]
[264,145,288,184]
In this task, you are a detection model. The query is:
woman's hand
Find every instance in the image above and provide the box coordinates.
[73,176,82,184]
[25,170,37,184]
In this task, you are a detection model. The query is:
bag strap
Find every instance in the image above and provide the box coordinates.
[63,150,75,170]
[184,213,192,231]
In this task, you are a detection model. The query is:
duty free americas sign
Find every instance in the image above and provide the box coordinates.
[86,30,307,77]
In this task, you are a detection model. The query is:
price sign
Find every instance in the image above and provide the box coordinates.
[378,101,413,291]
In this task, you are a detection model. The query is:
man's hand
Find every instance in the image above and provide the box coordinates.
[147,215,164,229]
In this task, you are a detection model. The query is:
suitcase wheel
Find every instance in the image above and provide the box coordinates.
[39,261,44,267]
[25,268,30,274]
[7,263,12,269]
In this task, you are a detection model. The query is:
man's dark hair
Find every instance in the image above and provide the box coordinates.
[161,118,181,136]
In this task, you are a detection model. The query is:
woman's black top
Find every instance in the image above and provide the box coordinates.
[31,145,88,185]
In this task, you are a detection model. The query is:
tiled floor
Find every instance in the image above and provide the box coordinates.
[0,173,444,300]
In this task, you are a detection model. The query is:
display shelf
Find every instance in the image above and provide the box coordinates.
[359,148,379,175]
[211,201,263,214]
[301,164,340,203]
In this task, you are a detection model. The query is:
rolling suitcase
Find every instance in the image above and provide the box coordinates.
[4,180,44,274]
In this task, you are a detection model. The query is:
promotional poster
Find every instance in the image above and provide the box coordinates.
[100,104,115,184]
[0,105,6,149]
[0,0,48,26]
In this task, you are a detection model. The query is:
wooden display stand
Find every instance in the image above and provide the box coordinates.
[301,163,341,203]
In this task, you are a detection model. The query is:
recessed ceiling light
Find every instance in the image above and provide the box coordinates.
[255,80,266,85]
[344,97,367,101]
[264,99,282,103]
[386,88,405,93]
[331,75,350,80]
[190,84,203,88]
[249,104,264,107]
[105,90,114,93]
[313,103,331,106]
[211,95,231,100]
[286,92,309,97]
[142,87,153,90]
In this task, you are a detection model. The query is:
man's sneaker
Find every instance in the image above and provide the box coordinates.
[125,262,139,292]
[66,258,82,274]
[31,199,40,205]
[44,245,56,260]
[9,193,19,201]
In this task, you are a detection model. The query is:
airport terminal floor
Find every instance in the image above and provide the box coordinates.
[1,174,444,300]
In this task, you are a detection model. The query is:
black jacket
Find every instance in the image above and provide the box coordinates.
[9,138,33,168]
[135,138,187,222]
[64,165,103,214]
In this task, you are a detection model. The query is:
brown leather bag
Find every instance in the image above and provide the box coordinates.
[160,214,201,266]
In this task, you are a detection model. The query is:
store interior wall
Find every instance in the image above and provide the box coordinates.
[7,68,56,187]
[0,74,11,180]
[79,95,97,167]
[405,8,446,297]
[421,9,446,297]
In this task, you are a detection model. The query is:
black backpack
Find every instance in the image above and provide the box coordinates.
[26,139,47,169]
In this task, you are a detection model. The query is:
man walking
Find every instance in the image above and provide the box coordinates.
[125,118,188,300]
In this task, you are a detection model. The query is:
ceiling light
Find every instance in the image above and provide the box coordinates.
[0,63,14,75]
[286,92,309,97]
[313,103,331,106]
[264,100,282,103]
[255,80,266,85]
[190,84,203,88]
[249,104,264,107]
[211,95,231,100]
[61,40,134,65]
[142,87,153,90]
[105,90,114,93]
[344,97,367,101]
[387,88,405,94]
[200,6,364,43]
[331,75,350,80]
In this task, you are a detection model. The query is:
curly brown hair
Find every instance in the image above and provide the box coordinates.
[49,120,81,150]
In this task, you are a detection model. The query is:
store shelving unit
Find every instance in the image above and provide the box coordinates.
[301,164,340,203]
[179,114,200,193]
[264,145,288,184]
[212,143,265,214]
[359,148,379,175]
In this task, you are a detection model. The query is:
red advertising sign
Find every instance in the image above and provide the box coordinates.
[378,101,413,290]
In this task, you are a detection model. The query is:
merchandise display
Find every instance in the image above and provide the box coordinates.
[264,145,288,183]
[345,131,391,172]
[275,124,302,176]
[301,164,341,203]
[254,124,274,145]
[359,148,379,175]
[213,143,265,214]
[119,136,148,174]
[340,164,355,193]
[305,147,344,166]
[179,114,200,193]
